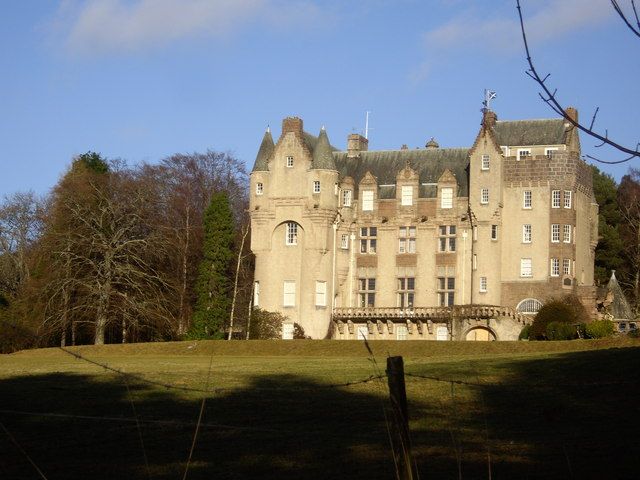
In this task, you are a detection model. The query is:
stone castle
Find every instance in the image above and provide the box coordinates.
[249,108,598,340]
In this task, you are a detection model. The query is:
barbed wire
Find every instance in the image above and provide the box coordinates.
[405,372,639,388]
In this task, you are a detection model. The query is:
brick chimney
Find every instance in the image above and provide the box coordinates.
[564,107,578,125]
[347,133,369,158]
[282,116,303,136]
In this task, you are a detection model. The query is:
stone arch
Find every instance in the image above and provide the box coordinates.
[271,220,305,247]
[464,326,497,341]
[516,298,543,315]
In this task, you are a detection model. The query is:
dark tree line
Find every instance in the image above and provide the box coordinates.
[0,150,252,350]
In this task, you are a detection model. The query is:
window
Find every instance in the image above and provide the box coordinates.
[315,281,327,307]
[473,254,477,270]
[545,147,558,158]
[313,181,320,193]
[551,224,560,243]
[520,258,532,277]
[282,323,294,340]
[551,258,560,277]
[552,190,561,208]
[334,183,339,195]
[480,188,489,204]
[283,281,296,307]
[256,182,263,195]
[522,224,532,243]
[397,277,415,308]
[440,187,453,209]
[253,281,260,307]
[341,234,349,250]
[563,224,571,243]
[401,186,413,206]
[517,298,542,314]
[563,258,571,275]
[357,325,368,340]
[396,324,408,341]
[437,271,455,306]
[286,156,294,167]
[472,225,478,241]
[286,222,298,245]
[438,225,456,252]
[517,149,531,160]
[481,154,490,170]
[342,189,352,207]
[564,190,572,209]
[491,225,498,241]
[360,227,377,254]
[523,190,532,208]
[480,276,487,293]
[358,277,376,307]
[362,190,374,211]
[398,226,416,253]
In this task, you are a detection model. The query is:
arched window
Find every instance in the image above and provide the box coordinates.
[516,298,543,314]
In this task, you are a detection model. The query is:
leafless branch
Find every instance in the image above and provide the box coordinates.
[612,0,640,38]
[517,0,640,164]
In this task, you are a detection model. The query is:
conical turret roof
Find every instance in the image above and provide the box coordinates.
[252,127,274,172]
[606,270,634,320]
[312,127,336,170]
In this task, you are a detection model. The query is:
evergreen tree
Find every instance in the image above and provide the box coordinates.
[190,192,235,339]
[591,166,624,285]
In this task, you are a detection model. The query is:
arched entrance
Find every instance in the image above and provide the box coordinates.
[465,327,496,341]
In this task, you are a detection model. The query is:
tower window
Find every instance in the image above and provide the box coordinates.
[564,190,572,209]
[315,281,327,307]
[286,156,294,168]
[491,225,498,240]
[341,234,349,249]
[313,181,320,193]
[522,224,532,243]
[480,188,489,204]
[286,222,298,245]
[523,190,532,208]
[552,190,561,208]
[520,258,532,277]
[563,224,571,243]
[481,154,490,170]
[283,281,296,306]
[551,258,560,277]
[342,189,352,207]
[480,276,487,293]
[551,224,560,243]
[256,182,263,195]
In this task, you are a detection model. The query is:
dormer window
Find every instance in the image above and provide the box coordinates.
[517,149,531,161]
[545,148,559,158]
[440,187,453,209]
[313,181,321,193]
[256,182,263,195]
[362,190,374,211]
[401,186,413,206]
[286,156,294,168]
[481,154,490,170]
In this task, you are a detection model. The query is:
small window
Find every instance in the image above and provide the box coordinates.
[396,324,408,341]
[315,281,327,307]
[341,234,349,250]
[473,254,477,270]
[401,186,413,206]
[360,227,377,254]
[286,222,298,245]
[563,258,571,275]
[438,225,456,252]
[563,224,571,243]
[481,154,490,170]
[551,224,560,243]
[517,149,531,160]
[313,181,320,193]
[362,190,374,211]
[440,187,453,209]
[550,258,560,277]
[342,189,352,207]
[545,147,558,158]
[283,281,296,307]
[480,188,489,204]
[256,182,264,195]
[522,224,532,243]
[472,225,478,241]
[491,225,498,241]
[282,323,294,339]
[286,156,294,168]
[480,276,487,293]
[552,190,561,208]
[398,226,416,254]
[334,183,339,195]
[564,190,572,209]
[521,258,532,277]
[523,190,532,209]
[253,281,260,307]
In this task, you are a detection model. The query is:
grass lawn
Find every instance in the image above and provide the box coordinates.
[1,338,639,479]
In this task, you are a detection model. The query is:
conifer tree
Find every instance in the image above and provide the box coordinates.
[189,191,235,338]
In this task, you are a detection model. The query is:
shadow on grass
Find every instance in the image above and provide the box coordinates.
[406,345,640,480]
[1,346,639,479]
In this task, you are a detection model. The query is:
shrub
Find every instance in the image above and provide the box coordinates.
[530,295,590,340]
[518,324,531,340]
[293,323,309,339]
[546,321,578,340]
[249,308,285,339]
[584,319,615,339]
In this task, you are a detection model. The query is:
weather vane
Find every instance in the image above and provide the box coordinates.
[482,89,497,111]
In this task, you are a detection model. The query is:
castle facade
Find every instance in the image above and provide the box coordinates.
[249,109,598,340]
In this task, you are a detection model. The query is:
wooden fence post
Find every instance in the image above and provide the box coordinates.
[387,356,418,480]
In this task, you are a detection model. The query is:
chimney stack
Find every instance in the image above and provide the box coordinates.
[282,116,303,136]
[483,110,497,128]
[347,133,369,158]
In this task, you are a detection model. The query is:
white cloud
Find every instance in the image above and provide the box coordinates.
[424,0,613,54]
[56,0,324,55]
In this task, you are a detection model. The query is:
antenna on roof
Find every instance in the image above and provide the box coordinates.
[482,89,497,112]
[365,111,371,139]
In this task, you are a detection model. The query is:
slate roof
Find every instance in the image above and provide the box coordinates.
[493,118,566,146]
[312,128,337,170]
[252,129,274,172]
[333,148,470,198]
[605,271,635,320]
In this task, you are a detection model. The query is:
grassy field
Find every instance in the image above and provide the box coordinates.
[1,338,639,479]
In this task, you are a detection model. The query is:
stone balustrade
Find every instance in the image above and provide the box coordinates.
[332,305,526,324]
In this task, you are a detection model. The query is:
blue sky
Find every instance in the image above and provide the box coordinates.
[1,0,638,198]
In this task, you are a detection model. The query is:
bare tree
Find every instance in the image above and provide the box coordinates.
[618,168,640,310]
[517,0,640,164]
